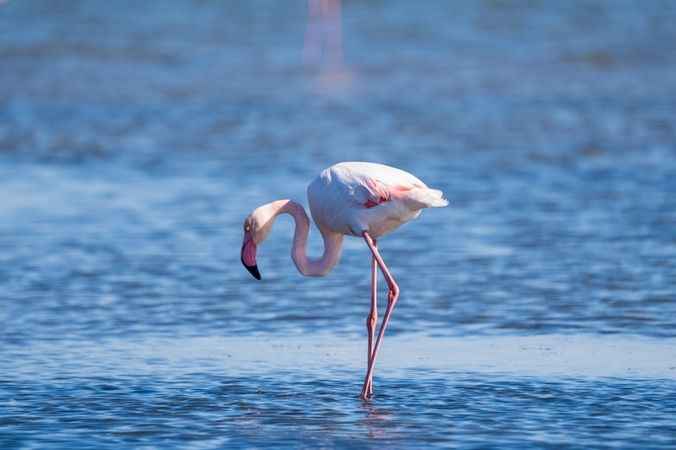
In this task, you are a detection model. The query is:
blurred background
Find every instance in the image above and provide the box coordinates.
[1,1,676,448]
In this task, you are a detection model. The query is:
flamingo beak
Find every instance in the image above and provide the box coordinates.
[241,232,261,280]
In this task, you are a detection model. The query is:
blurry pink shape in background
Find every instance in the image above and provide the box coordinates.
[304,0,353,93]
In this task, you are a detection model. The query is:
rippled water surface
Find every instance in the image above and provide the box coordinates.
[2,0,676,448]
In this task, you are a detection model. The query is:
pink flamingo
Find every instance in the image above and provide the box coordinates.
[240,162,448,399]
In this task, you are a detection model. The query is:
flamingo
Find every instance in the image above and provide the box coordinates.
[240,161,448,399]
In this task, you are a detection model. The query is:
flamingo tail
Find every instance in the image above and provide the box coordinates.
[399,187,449,209]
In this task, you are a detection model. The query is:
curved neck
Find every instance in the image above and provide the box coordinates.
[271,199,343,277]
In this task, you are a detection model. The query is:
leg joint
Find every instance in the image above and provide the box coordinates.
[387,285,399,305]
[366,312,377,330]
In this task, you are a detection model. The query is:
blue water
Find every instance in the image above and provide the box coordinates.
[2,0,676,448]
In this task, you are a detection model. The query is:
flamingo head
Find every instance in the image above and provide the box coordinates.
[241,206,274,280]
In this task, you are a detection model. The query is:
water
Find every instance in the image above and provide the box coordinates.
[3,335,676,448]
[2,0,676,448]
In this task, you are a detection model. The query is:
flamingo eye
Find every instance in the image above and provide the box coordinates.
[245,224,251,232]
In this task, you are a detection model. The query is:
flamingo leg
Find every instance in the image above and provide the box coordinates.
[360,232,400,400]
[365,239,377,397]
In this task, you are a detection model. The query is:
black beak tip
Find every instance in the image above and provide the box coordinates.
[243,261,261,280]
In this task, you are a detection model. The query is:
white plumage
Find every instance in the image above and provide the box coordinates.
[307,161,448,237]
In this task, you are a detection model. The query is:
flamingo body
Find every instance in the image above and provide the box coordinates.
[307,161,448,238]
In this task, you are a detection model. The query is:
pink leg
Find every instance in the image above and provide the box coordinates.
[365,239,377,397]
[360,232,399,400]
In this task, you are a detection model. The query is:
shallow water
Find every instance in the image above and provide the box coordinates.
[3,335,676,449]
[2,0,676,448]
[6,371,676,449]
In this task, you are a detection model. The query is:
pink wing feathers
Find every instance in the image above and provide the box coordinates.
[347,169,447,210]
[331,163,416,207]
[362,178,393,208]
